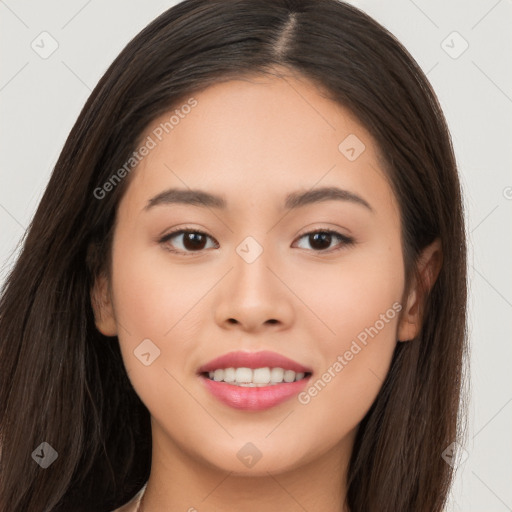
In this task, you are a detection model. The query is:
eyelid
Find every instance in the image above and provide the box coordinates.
[294,226,352,241]
[158,226,219,255]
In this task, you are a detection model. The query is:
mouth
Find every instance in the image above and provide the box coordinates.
[197,351,313,410]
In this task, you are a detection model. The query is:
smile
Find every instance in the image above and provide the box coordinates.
[197,350,313,411]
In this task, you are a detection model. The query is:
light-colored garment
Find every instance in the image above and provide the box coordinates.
[110,483,147,512]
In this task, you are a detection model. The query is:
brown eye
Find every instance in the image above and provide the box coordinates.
[295,230,354,252]
[181,232,208,250]
[308,232,333,250]
[160,229,217,254]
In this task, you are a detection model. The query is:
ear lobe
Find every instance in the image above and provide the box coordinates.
[90,272,118,337]
[398,238,442,342]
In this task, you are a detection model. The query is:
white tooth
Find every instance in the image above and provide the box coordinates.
[253,367,271,384]
[270,367,284,383]
[235,367,253,383]
[283,370,296,383]
[223,367,236,382]
[208,366,305,385]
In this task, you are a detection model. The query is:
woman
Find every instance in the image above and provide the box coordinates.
[0,0,468,511]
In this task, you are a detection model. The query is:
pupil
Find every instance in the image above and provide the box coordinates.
[184,233,206,250]
[310,232,331,250]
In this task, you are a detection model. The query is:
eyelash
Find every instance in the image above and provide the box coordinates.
[158,227,355,256]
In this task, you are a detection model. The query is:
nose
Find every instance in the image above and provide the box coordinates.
[213,244,295,333]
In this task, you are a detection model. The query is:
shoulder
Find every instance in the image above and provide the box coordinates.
[109,483,146,512]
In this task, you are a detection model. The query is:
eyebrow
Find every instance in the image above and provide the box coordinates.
[144,186,374,213]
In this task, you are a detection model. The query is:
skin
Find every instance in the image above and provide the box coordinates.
[92,69,441,512]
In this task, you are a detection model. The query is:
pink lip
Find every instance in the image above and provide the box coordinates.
[197,350,312,374]
[199,376,311,411]
[197,350,313,411]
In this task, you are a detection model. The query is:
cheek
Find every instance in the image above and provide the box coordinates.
[289,241,404,343]
[290,245,403,419]
[295,310,400,448]
[110,239,210,339]
[108,238,210,391]
[108,241,209,415]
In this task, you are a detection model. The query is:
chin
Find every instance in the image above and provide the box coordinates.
[195,438,315,476]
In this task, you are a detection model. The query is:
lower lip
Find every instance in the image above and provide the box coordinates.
[199,374,311,411]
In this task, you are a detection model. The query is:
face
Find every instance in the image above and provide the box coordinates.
[93,70,424,477]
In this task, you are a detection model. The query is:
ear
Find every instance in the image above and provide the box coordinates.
[90,272,118,337]
[397,238,442,342]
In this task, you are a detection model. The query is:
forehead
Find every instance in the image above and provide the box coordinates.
[119,72,398,221]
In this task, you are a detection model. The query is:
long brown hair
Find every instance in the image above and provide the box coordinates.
[0,1,468,510]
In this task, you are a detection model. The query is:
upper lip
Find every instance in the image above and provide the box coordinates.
[197,350,313,374]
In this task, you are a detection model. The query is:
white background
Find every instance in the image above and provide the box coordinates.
[1,1,511,510]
